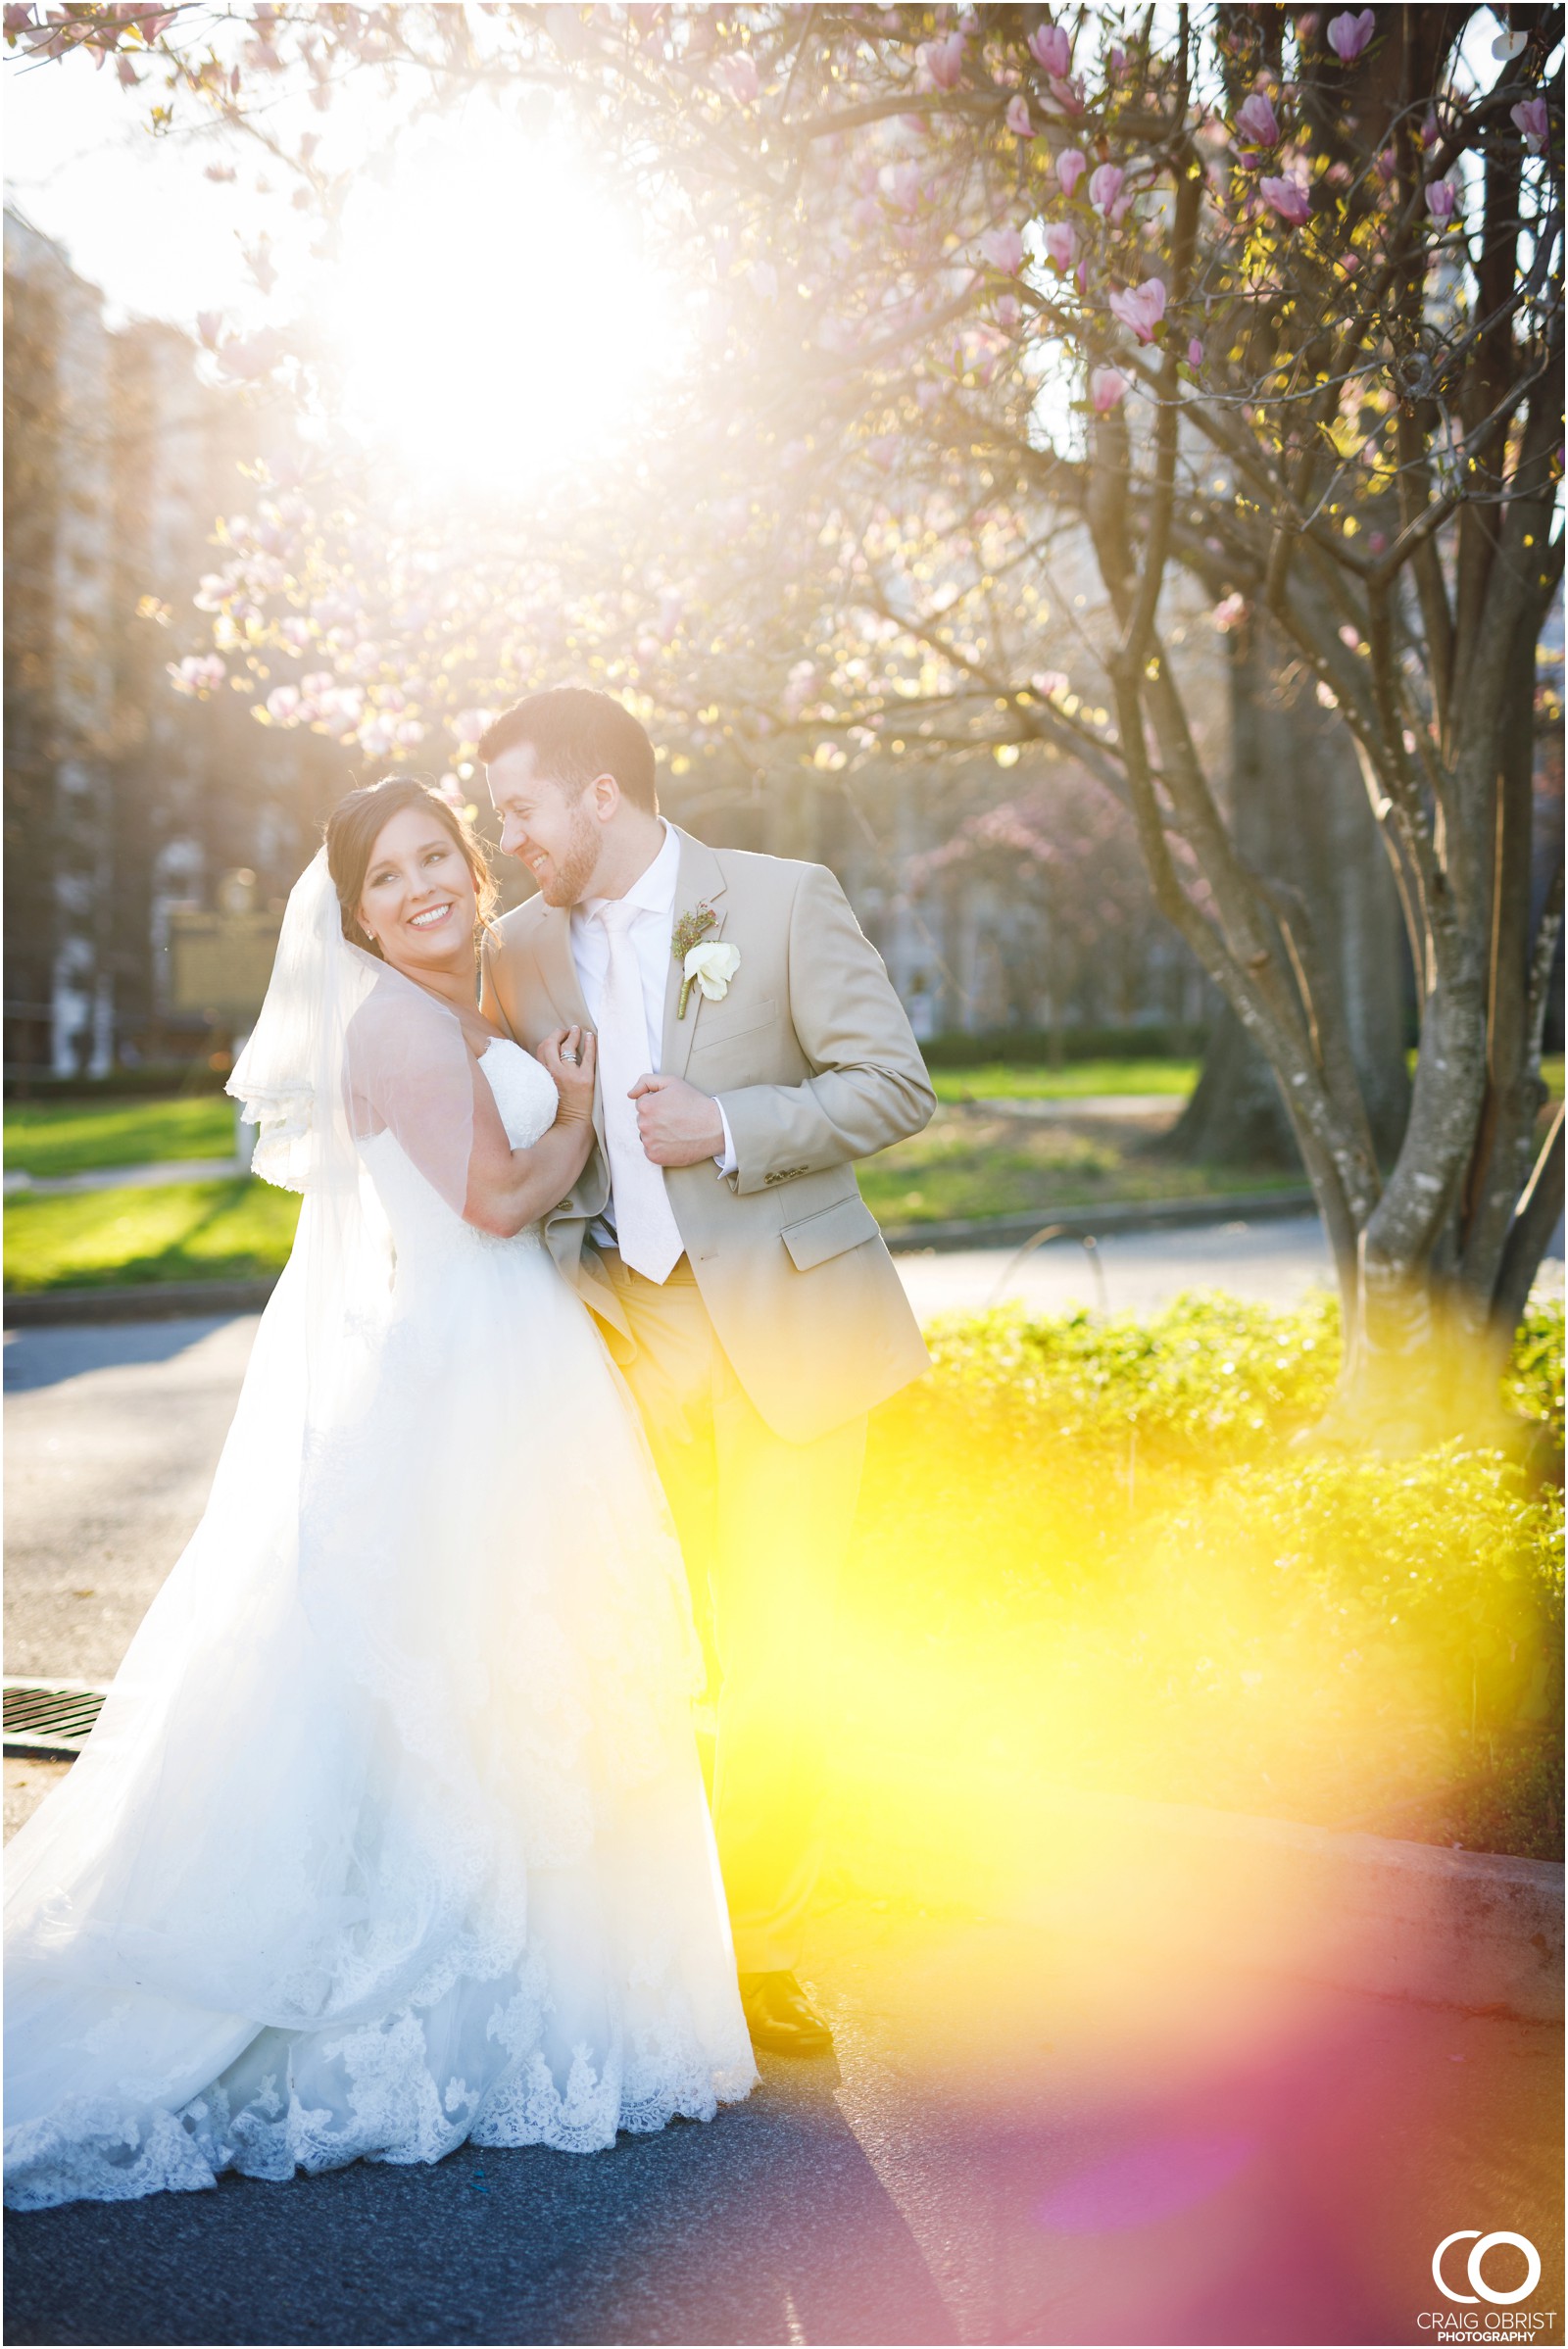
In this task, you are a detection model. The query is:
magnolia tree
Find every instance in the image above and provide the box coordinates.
[10,0,1563,1441]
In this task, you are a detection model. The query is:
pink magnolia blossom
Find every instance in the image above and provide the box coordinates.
[888,159,924,213]
[1107,276,1166,344]
[1187,336,1204,367]
[1107,45,1127,77]
[1260,174,1311,226]
[1421,108,1441,148]
[1005,93,1036,138]
[716,49,760,104]
[1512,98,1549,152]
[1055,147,1088,197]
[115,51,140,85]
[1089,367,1128,416]
[1326,9,1375,62]
[1425,178,1456,223]
[169,655,226,698]
[921,29,966,89]
[216,329,288,380]
[1236,91,1280,146]
[979,224,1025,273]
[1297,12,1320,37]
[265,685,302,722]
[1211,593,1247,633]
[1028,22,1071,76]
[1088,162,1125,214]
[1048,73,1085,117]
[1041,220,1076,271]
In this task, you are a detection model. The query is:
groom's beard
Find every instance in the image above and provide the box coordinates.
[534,802,602,907]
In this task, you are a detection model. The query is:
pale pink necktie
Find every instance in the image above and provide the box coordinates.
[594,900,684,1284]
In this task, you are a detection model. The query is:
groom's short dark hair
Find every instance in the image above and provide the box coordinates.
[476,689,660,814]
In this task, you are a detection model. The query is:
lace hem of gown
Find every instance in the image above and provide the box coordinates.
[6,1971,758,2209]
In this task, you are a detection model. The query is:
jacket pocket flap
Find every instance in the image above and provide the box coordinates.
[689,994,779,1051]
[780,1194,881,1272]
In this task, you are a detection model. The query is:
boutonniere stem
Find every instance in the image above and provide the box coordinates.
[672,902,717,1017]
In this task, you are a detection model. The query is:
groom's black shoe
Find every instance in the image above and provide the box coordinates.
[739,1970,834,2055]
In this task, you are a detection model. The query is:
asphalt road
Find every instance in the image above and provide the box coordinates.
[5,1231,1563,2343]
[5,1894,1562,2346]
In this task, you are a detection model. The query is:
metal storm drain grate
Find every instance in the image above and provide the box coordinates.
[4,1680,107,1758]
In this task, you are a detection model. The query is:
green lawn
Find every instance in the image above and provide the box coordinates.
[930,1057,1198,1102]
[3,1179,299,1293]
[858,1101,1297,1227]
[5,1097,237,1178]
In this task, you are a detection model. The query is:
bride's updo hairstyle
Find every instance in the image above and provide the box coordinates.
[325,777,498,959]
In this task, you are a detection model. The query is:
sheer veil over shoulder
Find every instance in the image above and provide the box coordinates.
[5,852,756,2213]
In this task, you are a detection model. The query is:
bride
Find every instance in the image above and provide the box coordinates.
[5,778,757,2213]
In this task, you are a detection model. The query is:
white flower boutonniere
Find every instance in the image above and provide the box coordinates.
[680,941,741,1018]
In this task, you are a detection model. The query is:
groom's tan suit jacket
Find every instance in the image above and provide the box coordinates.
[481,828,936,1444]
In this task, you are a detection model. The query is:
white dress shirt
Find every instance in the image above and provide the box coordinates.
[569,825,735,1232]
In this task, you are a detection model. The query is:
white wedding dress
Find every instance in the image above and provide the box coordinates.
[5,860,757,2213]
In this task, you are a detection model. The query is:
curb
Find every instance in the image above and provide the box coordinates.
[3,1193,1323,1325]
[3,1278,278,1328]
[879,1189,1317,1255]
[831,1770,1564,2021]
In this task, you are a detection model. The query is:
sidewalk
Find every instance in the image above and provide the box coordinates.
[4,1156,246,1198]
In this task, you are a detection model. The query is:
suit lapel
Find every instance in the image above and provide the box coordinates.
[662,830,728,1082]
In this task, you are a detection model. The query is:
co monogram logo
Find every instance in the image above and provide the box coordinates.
[1432,2231,1543,2307]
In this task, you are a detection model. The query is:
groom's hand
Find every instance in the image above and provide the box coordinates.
[629,1073,725,1167]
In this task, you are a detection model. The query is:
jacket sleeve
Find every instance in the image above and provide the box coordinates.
[715,863,936,1197]
[478,934,519,1041]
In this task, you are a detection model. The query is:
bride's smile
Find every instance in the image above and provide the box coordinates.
[357,808,480,978]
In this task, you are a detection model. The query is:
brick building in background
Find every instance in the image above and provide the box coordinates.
[3,208,346,1081]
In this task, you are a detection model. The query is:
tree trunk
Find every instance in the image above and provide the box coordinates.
[1170,620,1411,1171]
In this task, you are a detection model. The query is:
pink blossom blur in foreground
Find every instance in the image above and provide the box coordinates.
[1512,97,1549,151]
[980,224,1025,274]
[1089,163,1126,215]
[922,29,965,89]
[1326,9,1376,62]
[1108,278,1166,344]
[716,49,759,105]
[1260,175,1311,226]
[1028,22,1071,77]
[1236,91,1281,146]
[1006,94,1036,139]
[1090,367,1128,416]
[1055,147,1088,198]
[1042,220,1076,272]
[1425,179,1457,223]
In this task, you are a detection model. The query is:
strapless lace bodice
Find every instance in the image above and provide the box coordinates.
[359,1036,561,1267]
[477,1036,560,1151]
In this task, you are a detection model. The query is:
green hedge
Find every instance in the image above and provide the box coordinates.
[846,1294,1564,1860]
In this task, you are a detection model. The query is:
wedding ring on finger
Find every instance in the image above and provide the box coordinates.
[561,1047,579,1065]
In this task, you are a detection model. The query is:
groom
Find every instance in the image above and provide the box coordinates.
[479,687,935,2055]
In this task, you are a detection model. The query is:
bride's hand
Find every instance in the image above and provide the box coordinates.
[537,1026,597,1124]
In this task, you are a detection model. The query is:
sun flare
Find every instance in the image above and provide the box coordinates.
[328,110,686,499]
